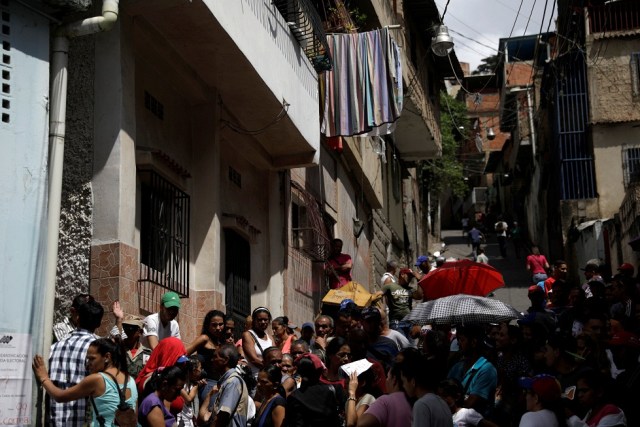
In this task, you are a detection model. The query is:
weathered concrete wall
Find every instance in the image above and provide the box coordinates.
[55,35,95,323]
[586,37,640,124]
[592,124,640,218]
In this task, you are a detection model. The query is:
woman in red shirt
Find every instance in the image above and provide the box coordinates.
[526,246,550,285]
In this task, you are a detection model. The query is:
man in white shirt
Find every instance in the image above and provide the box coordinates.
[141,291,182,349]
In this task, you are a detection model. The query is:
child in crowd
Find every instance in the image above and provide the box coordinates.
[177,356,207,427]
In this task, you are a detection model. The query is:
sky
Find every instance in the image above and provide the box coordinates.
[434,0,558,73]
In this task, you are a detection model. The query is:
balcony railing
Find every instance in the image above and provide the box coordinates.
[588,1,640,34]
[273,0,332,72]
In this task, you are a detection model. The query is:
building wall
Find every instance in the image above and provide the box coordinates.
[55,34,96,323]
[586,37,640,124]
[592,124,640,218]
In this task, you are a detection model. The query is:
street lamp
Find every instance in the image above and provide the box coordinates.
[431,25,454,57]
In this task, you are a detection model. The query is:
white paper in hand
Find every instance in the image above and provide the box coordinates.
[339,358,373,377]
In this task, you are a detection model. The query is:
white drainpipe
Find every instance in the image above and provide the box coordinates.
[42,0,119,360]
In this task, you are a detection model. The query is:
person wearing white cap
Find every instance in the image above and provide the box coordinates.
[141,291,182,350]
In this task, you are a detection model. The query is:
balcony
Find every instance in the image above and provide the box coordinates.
[588,1,640,35]
[126,0,322,169]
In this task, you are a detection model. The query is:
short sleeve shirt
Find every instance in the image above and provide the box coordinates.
[212,370,248,427]
[448,357,497,403]
[139,392,175,427]
[382,282,411,320]
[412,393,452,427]
[364,392,412,427]
[141,312,181,348]
[48,329,98,426]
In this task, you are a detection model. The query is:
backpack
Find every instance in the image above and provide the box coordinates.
[90,372,137,427]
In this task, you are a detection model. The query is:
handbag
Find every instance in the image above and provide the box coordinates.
[103,371,137,427]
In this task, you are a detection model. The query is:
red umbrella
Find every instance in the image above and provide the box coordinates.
[418,259,505,300]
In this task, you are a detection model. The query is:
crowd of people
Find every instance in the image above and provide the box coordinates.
[32,239,640,427]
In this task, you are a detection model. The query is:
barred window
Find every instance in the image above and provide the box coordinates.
[623,146,640,188]
[139,170,190,296]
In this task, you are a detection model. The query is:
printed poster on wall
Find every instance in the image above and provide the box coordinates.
[0,333,32,426]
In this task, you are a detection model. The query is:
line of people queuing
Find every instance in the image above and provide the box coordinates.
[33,250,640,427]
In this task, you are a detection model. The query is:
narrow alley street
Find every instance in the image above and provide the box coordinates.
[439,229,531,312]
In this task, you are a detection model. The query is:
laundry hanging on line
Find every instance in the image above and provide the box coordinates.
[321,27,403,138]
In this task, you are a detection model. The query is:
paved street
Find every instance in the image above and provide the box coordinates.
[438,229,532,313]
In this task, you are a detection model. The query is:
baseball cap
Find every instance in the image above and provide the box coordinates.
[340,299,356,311]
[161,291,181,309]
[122,315,144,329]
[608,331,640,348]
[415,255,429,266]
[519,374,562,402]
[618,263,634,273]
[528,285,544,294]
[301,322,314,331]
[399,268,414,276]
[581,259,600,272]
[361,306,381,322]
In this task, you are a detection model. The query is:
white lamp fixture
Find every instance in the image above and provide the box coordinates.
[486,127,496,140]
[431,25,454,57]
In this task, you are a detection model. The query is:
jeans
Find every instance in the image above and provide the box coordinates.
[389,319,412,339]
[532,272,548,284]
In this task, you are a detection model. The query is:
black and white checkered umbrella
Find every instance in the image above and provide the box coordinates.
[403,294,522,326]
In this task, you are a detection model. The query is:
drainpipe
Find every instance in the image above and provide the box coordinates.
[42,0,119,362]
[525,87,536,158]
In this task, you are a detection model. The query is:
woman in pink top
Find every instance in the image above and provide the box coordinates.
[526,246,550,285]
[357,352,412,427]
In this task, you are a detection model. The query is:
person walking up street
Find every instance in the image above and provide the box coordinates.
[494,217,509,258]
[526,246,550,285]
[468,226,484,260]
[476,248,489,265]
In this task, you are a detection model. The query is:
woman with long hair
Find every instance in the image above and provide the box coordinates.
[345,369,378,427]
[272,316,294,355]
[518,374,567,427]
[286,353,343,426]
[186,309,225,400]
[243,307,275,395]
[356,351,413,427]
[33,338,137,426]
[255,365,286,427]
[320,337,351,389]
[138,365,187,427]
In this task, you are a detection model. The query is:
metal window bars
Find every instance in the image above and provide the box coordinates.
[272,0,332,72]
[139,170,190,297]
[290,181,331,262]
[623,147,640,188]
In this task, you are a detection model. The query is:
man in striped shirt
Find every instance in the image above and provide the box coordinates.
[47,296,104,426]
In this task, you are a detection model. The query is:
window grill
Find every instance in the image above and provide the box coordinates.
[553,52,597,200]
[272,0,332,72]
[224,229,251,338]
[291,181,330,262]
[139,170,190,297]
[623,147,640,187]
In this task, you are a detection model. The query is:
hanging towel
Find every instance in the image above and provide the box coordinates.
[321,28,403,137]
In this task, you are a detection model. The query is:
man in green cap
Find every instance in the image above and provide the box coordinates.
[141,291,182,350]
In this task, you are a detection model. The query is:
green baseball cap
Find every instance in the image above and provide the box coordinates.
[161,291,181,309]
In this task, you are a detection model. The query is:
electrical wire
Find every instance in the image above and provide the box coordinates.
[221,100,290,135]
